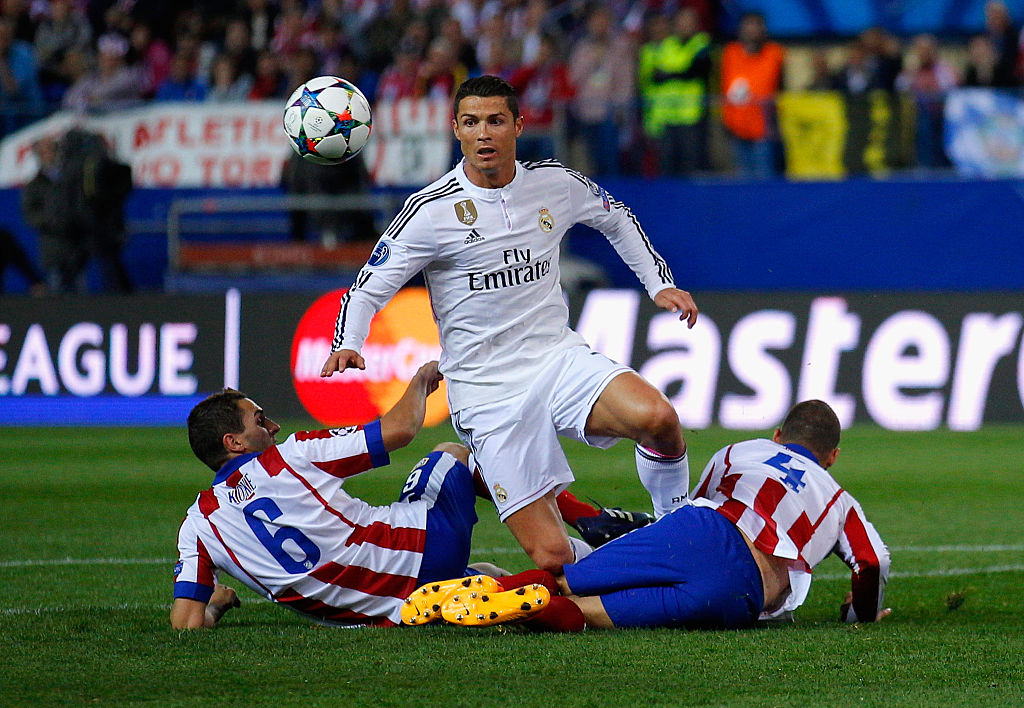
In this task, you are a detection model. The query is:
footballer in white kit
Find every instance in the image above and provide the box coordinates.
[323,77,699,573]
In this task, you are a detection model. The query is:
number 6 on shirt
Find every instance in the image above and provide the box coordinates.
[243,498,322,573]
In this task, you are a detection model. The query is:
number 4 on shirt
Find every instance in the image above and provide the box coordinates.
[764,452,807,492]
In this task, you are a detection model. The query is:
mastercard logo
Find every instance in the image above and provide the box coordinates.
[291,287,448,427]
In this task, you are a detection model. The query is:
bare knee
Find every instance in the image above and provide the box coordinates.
[432,442,470,466]
[634,397,684,456]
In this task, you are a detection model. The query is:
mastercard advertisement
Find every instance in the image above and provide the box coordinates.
[290,287,449,427]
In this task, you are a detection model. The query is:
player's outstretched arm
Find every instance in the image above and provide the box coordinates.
[379,361,443,451]
[320,349,366,377]
[653,287,699,328]
[170,584,240,629]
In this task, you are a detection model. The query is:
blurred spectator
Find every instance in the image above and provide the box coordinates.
[509,32,573,162]
[439,15,478,75]
[271,0,315,57]
[418,36,467,100]
[248,48,287,99]
[516,0,550,66]
[240,0,278,52]
[281,152,378,246]
[155,50,206,102]
[0,15,42,134]
[376,39,420,102]
[983,1,1019,86]
[62,33,144,112]
[476,11,518,79]
[128,19,172,97]
[804,49,837,91]
[55,129,134,293]
[568,5,636,176]
[282,47,318,98]
[361,0,412,74]
[2,0,34,43]
[33,0,92,103]
[720,12,785,178]
[311,17,347,78]
[834,40,876,94]
[964,35,1001,87]
[205,54,253,102]
[21,134,78,292]
[218,17,258,78]
[859,27,902,91]
[637,8,712,176]
[899,34,959,169]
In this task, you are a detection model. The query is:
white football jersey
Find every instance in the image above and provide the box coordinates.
[332,159,675,411]
[692,438,890,622]
[173,422,426,627]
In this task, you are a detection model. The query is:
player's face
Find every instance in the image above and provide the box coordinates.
[235,398,280,453]
[452,95,523,187]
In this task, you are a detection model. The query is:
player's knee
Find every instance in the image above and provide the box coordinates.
[432,442,471,466]
[524,541,575,576]
[634,397,683,452]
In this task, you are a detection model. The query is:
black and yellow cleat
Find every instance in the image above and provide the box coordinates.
[401,575,502,625]
[441,583,551,626]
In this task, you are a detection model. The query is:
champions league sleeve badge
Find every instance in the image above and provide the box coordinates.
[538,207,554,232]
[368,241,391,266]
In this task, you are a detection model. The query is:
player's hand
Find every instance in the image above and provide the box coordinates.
[320,349,365,377]
[654,288,698,328]
[206,584,241,625]
[414,360,443,396]
[841,591,892,622]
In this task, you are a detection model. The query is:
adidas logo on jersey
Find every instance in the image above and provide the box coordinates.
[464,230,485,244]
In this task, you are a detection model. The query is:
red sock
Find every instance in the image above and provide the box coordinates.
[525,596,586,633]
[496,569,558,595]
[555,490,600,526]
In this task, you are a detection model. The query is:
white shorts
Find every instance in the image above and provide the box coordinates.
[450,346,632,521]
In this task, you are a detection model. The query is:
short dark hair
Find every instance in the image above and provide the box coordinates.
[777,399,840,464]
[187,389,247,471]
[452,75,520,119]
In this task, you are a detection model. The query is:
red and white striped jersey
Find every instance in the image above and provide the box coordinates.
[173,421,426,627]
[691,438,890,622]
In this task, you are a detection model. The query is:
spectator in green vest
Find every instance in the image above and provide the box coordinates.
[638,8,711,176]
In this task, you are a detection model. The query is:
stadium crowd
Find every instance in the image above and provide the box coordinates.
[1,0,1023,177]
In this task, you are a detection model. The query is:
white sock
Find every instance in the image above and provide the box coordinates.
[635,445,690,519]
[568,536,593,563]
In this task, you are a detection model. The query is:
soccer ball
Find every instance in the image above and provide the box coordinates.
[283,76,372,165]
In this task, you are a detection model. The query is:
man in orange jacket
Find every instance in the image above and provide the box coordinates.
[720,13,785,178]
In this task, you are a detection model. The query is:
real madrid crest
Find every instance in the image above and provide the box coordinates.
[493,483,508,503]
[455,199,478,225]
[538,207,554,233]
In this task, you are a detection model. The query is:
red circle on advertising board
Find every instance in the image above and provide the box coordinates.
[290,288,447,427]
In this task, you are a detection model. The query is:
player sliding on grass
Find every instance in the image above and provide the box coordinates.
[322,75,698,575]
[170,361,650,629]
[404,400,892,631]
[170,361,489,629]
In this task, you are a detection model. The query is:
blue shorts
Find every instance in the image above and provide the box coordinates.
[563,505,763,629]
[398,451,479,585]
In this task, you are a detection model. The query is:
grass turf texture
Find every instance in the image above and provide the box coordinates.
[1,422,1022,706]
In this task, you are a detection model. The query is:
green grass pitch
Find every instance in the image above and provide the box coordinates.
[1,421,1022,706]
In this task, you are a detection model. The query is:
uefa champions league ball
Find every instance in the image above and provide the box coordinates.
[283,76,372,164]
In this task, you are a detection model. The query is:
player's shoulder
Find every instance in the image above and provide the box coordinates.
[385,169,467,240]
[520,158,605,196]
[406,166,465,201]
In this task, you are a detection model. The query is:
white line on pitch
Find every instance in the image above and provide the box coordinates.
[2,543,1023,569]
[3,565,1023,616]
[815,564,1024,581]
